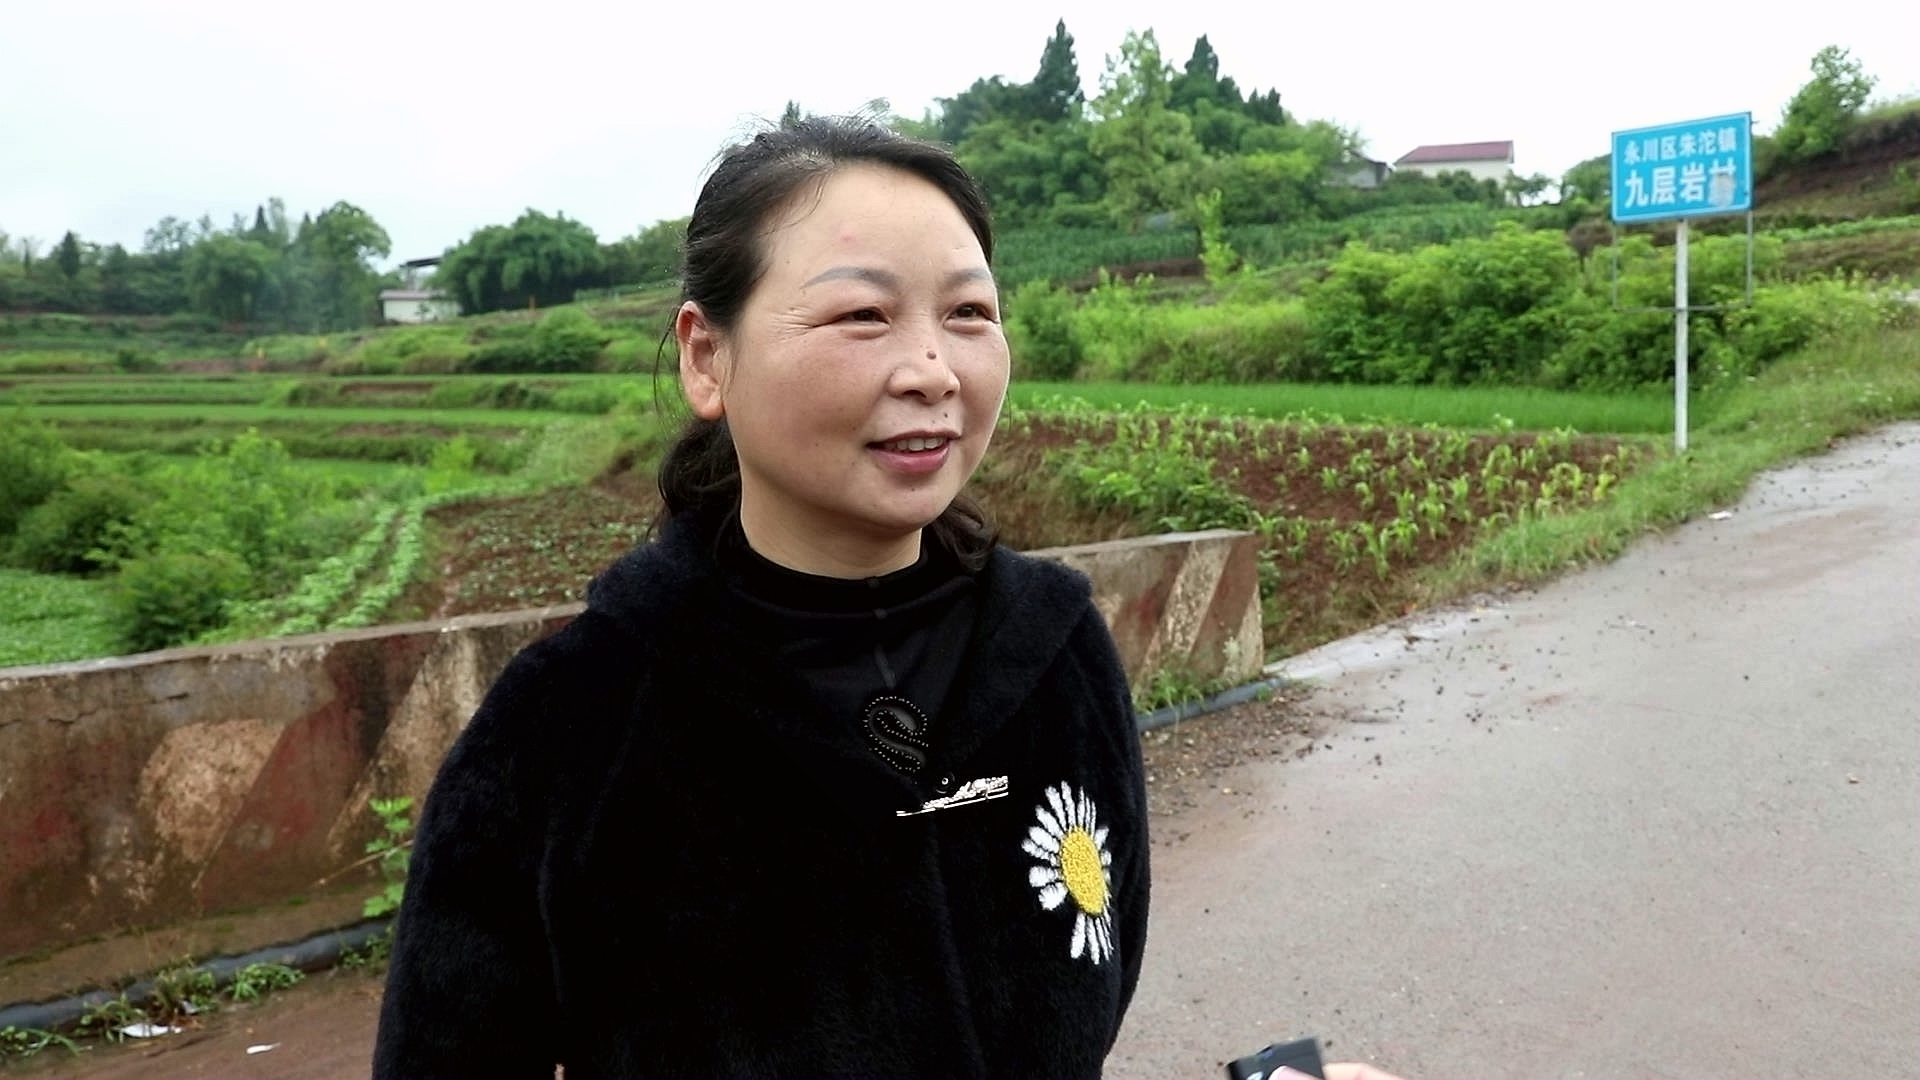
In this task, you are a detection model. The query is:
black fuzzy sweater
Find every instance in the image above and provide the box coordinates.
[372,511,1151,1079]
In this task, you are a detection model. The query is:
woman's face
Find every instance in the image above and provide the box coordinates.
[678,165,1010,577]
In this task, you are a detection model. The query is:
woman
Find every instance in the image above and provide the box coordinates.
[372,117,1151,1078]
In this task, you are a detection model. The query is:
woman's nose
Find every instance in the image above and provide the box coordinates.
[893,341,960,399]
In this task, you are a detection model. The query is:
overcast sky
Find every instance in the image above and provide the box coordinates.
[4,0,1916,267]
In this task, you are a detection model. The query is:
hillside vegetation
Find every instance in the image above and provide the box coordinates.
[2,40,1915,675]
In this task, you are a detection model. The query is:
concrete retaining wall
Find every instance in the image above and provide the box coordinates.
[1029,529,1263,692]
[0,530,1258,971]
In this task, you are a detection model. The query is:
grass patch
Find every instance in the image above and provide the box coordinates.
[43,420,533,471]
[137,453,421,490]
[1442,323,1920,587]
[1010,380,1678,433]
[0,376,285,407]
[0,569,119,668]
[0,350,118,375]
[1783,227,1920,281]
[20,402,574,427]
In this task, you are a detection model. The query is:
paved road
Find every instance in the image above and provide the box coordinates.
[1109,423,1920,1079]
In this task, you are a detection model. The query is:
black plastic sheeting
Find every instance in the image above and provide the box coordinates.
[0,918,392,1035]
[1136,674,1287,733]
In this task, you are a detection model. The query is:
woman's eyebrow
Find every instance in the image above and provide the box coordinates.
[801,266,993,289]
[803,265,898,289]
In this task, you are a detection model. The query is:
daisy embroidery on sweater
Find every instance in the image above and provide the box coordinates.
[1023,782,1115,964]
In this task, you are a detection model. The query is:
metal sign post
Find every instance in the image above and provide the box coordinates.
[1610,112,1753,453]
[1674,219,1688,451]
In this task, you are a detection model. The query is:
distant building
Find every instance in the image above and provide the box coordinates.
[1330,156,1392,189]
[379,288,461,323]
[379,256,460,324]
[1392,141,1515,184]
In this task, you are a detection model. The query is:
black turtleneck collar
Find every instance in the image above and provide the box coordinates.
[715,513,966,617]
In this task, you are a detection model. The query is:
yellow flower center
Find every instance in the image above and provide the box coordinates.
[1059,827,1107,915]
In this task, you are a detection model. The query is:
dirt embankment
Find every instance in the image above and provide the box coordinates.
[1756,106,1920,218]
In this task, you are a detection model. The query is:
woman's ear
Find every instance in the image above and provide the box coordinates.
[676,301,727,421]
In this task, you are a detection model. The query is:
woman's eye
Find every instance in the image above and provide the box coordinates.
[842,308,884,323]
[954,303,996,321]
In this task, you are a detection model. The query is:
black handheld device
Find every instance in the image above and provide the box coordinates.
[1225,1036,1325,1080]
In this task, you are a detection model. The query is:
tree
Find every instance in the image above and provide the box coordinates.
[935,76,1031,144]
[1559,154,1610,205]
[602,217,688,287]
[1029,20,1083,123]
[1087,29,1205,230]
[300,201,391,329]
[55,231,83,280]
[1197,150,1323,224]
[1171,35,1242,113]
[1241,88,1285,127]
[1775,45,1877,162]
[437,210,603,314]
[184,234,276,323]
[142,216,194,260]
[1503,172,1553,207]
[780,100,805,130]
[956,116,1106,227]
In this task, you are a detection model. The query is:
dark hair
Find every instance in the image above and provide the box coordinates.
[655,116,999,570]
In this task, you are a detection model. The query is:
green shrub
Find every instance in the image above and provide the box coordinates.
[331,325,470,374]
[0,419,74,537]
[10,470,154,574]
[111,431,329,590]
[1006,280,1084,380]
[1775,46,1876,163]
[1301,243,1410,381]
[426,435,479,493]
[602,335,662,373]
[1372,224,1580,385]
[1714,278,1902,380]
[1073,273,1159,381]
[112,347,160,373]
[110,548,253,652]
[246,334,335,365]
[1134,300,1314,383]
[531,308,610,372]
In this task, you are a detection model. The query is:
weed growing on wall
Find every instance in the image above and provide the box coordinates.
[363,796,415,919]
[226,962,304,1004]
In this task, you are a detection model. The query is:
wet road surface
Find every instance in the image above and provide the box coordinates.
[1109,423,1920,1078]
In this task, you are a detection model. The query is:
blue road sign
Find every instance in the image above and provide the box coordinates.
[1611,113,1752,223]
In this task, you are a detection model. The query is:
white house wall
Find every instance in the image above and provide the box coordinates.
[1397,159,1513,184]
[382,299,461,324]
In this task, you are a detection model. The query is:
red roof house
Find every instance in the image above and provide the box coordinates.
[1392,141,1516,183]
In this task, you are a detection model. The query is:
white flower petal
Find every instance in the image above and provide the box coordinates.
[1070,913,1088,959]
[1027,824,1061,855]
[1094,915,1114,962]
[1029,865,1061,888]
[1037,882,1069,910]
[1035,803,1064,840]
[1093,825,1108,850]
[1045,785,1071,828]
